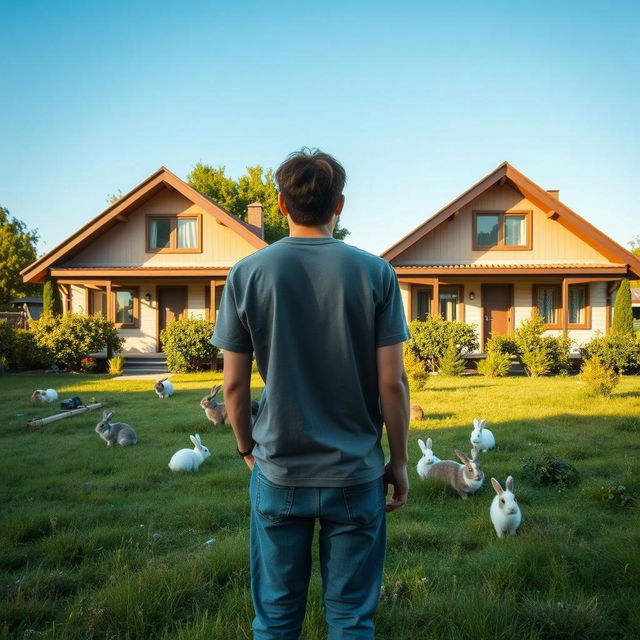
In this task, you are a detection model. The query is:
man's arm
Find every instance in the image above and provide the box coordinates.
[376,342,410,512]
[222,350,255,470]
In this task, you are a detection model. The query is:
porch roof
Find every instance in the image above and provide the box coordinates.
[394,263,628,276]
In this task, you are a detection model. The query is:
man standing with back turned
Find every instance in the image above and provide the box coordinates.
[212,148,410,639]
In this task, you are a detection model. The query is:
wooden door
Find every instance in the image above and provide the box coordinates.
[482,285,512,349]
[158,286,188,349]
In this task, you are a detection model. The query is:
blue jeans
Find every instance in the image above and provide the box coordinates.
[249,465,386,640]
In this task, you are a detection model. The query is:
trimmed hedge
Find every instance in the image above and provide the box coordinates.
[160,317,218,373]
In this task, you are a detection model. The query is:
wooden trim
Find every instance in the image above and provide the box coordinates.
[106,281,113,322]
[50,267,232,278]
[432,279,440,318]
[145,213,203,254]
[472,210,532,251]
[58,284,70,313]
[393,265,626,276]
[561,279,569,336]
[532,284,562,329]
[480,284,514,350]
[567,283,591,330]
[112,286,139,329]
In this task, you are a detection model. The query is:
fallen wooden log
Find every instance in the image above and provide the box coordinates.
[27,403,104,430]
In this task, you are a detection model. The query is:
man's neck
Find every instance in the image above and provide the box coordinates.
[287,218,336,238]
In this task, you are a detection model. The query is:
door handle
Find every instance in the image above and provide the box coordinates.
[484,315,489,321]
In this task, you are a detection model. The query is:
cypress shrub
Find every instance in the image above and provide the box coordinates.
[42,279,62,317]
[438,341,465,377]
[612,279,633,336]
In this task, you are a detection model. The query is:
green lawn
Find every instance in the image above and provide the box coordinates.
[1,372,639,640]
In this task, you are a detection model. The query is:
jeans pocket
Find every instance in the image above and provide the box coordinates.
[255,473,295,523]
[342,478,385,526]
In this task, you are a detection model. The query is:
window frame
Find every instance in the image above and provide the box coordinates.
[87,288,108,318]
[532,284,561,329]
[410,284,464,322]
[438,285,464,322]
[568,284,590,329]
[146,213,202,254]
[473,210,532,251]
[113,287,140,329]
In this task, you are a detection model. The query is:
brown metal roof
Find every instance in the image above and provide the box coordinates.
[395,263,619,270]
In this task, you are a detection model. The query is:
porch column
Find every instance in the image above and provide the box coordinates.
[106,281,113,323]
[561,278,568,337]
[58,283,70,313]
[432,278,440,318]
[210,280,217,322]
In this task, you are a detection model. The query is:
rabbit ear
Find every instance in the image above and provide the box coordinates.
[190,434,200,448]
[418,439,427,453]
[103,410,109,420]
[426,437,433,450]
[194,434,202,446]
[211,385,221,397]
[506,476,514,492]
[473,418,479,429]
[471,446,480,461]
[491,477,503,495]
[106,411,115,421]
[455,449,470,464]
[479,419,487,429]
[158,377,168,384]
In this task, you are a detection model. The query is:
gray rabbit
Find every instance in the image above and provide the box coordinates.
[95,410,137,446]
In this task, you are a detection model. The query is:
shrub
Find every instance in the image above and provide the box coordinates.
[108,356,125,375]
[580,332,640,374]
[600,483,637,509]
[30,314,123,371]
[160,317,218,373]
[520,452,579,488]
[484,333,518,355]
[42,279,63,317]
[477,351,512,377]
[408,317,478,373]
[513,312,571,376]
[612,278,633,335]
[438,341,465,377]
[579,355,619,397]
[0,319,14,367]
[403,344,428,391]
[8,328,53,370]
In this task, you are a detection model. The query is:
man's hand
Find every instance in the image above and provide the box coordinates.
[383,461,409,512]
[244,454,255,471]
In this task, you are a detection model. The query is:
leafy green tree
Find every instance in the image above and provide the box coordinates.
[42,279,63,317]
[0,206,40,308]
[612,278,633,336]
[187,163,349,244]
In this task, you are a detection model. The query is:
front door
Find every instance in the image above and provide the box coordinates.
[482,285,512,349]
[158,286,188,350]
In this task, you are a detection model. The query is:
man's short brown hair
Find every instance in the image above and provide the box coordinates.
[275,148,346,226]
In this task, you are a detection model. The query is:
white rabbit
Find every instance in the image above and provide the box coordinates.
[31,389,58,403]
[417,437,440,479]
[154,377,174,399]
[427,447,484,498]
[168,434,211,471]
[490,476,522,538]
[470,418,495,451]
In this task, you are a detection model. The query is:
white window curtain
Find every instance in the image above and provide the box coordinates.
[178,219,197,248]
[569,287,585,324]
[537,287,557,324]
[151,220,158,248]
[505,216,526,246]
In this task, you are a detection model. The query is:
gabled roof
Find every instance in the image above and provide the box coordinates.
[381,162,640,278]
[22,167,268,283]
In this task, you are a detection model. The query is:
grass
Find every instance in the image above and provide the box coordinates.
[0,372,639,639]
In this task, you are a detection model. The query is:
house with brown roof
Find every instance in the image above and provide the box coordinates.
[382,162,640,352]
[21,167,267,353]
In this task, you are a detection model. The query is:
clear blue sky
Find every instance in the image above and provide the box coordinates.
[1,0,639,257]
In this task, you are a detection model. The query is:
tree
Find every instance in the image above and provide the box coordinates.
[0,206,40,308]
[42,279,63,317]
[187,163,349,244]
[612,278,633,336]
[629,236,640,287]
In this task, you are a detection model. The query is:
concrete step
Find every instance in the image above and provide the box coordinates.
[122,356,169,376]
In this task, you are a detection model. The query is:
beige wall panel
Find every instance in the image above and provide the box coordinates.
[188,285,207,319]
[395,184,615,266]
[399,282,410,323]
[513,281,532,329]
[67,188,259,267]
[69,285,86,313]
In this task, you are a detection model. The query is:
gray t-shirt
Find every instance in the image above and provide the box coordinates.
[211,236,410,487]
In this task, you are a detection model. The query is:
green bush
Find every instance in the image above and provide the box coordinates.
[8,328,53,370]
[580,332,640,374]
[513,312,571,376]
[600,483,637,509]
[42,279,63,317]
[612,278,633,335]
[403,344,428,391]
[438,341,465,377]
[408,316,478,373]
[0,319,13,367]
[477,351,512,377]
[160,317,218,373]
[520,452,579,488]
[484,333,518,355]
[30,313,123,371]
[579,355,619,397]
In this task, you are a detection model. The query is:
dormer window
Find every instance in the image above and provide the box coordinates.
[473,211,531,250]
[146,214,202,253]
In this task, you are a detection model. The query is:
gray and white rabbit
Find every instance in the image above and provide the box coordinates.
[154,377,174,399]
[470,418,495,451]
[427,447,484,498]
[95,410,138,446]
[168,434,211,471]
[490,476,522,538]
[417,437,440,479]
[200,385,259,425]
[31,388,58,403]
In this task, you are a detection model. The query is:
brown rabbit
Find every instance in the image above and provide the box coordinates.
[200,385,228,425]
[426,447,484,498]
[410,404,424,421]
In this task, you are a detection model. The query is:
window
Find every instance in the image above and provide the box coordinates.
[473,211,531,250]
[414,288,432,321]
[89,289,107,317]
[147,215,201,253]
[411,286,463,322]
[439,286,460,321]
[533,285,560,327]
[114,288,139,328]
[568,284,589,328]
